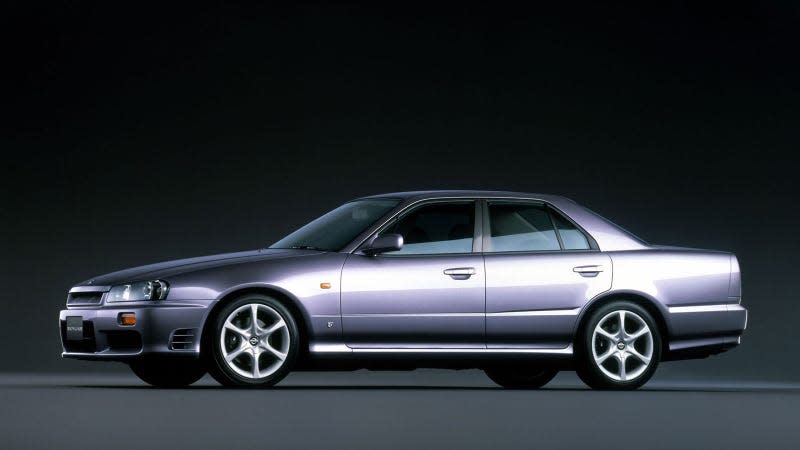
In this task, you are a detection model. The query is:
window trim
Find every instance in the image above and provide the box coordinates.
[546,203,598,251]
[355,199,481,257]
[481,199,599,254]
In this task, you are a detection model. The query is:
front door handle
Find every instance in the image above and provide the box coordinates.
[573,265,604,277]
[444,267,476,280]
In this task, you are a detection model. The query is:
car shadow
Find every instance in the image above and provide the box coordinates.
[43,384,800,393]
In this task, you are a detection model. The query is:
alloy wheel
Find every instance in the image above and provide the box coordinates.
[219,303,291,379]
[591,310,654,382]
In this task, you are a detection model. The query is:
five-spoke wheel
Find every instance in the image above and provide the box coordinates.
[577,301,661,390]
[205,294,298,387]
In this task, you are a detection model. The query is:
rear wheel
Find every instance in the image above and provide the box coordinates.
[576,301,661,390]
[485,367,558,389]
[204,294,299,387]
[130,358,206,388]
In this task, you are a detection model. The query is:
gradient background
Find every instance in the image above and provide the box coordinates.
[2,2,798,380]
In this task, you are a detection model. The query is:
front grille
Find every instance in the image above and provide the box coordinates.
[67,292,103,305]
[105,331,143,351]
[169,329,196,350]
[61,320,96,352]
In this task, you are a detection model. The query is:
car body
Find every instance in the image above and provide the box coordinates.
[59,190,747,389]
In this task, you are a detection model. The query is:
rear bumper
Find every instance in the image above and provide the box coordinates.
[664,303,748,360]
[59,302,210,361]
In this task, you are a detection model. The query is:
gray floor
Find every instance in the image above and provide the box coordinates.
[1,370,799,450]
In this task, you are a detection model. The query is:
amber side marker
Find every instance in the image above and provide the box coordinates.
[320,282,331,289]
[118,313,136,326]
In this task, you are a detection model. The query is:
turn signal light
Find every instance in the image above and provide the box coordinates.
[320,282,331,289]
[118,313,136,326]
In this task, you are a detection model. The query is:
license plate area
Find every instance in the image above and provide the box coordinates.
[66,316,84,340]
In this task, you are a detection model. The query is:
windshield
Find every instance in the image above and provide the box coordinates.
[270,198,401,251]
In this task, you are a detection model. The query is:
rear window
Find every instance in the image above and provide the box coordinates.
[486,202,593,252]
[487,203,560,252]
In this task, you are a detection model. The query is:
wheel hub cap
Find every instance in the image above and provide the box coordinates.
[249,336,259,346]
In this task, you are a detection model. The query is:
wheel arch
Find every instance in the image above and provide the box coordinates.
[573,290,671,355]
[200,284,313,362]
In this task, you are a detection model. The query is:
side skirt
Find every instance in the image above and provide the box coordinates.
[297,344,575,371]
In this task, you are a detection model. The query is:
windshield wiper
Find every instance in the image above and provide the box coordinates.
[288,245,329,251]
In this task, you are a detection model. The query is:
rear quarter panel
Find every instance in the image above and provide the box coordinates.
[608,249,738,341]
[608,249,732,307]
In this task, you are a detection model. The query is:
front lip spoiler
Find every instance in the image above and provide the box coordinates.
[62,350,145,362]
[62,351,142,359]
[62,351,200,361]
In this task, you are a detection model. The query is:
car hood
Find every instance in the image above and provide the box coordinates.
[75,249,321,288]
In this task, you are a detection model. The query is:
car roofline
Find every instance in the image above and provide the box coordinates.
[342,191,647,253]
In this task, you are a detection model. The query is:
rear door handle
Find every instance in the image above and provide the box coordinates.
[573,265,604,277]
[444,267,476,279]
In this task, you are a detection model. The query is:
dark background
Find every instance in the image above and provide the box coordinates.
[2,1,798,379]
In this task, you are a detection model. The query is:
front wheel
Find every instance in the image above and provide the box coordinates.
[485,367,558,389]
[576,301,661,390]
[130,358,206,387]
[204,294,299,387]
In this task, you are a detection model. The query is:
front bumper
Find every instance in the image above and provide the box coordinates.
[59,302,210,361]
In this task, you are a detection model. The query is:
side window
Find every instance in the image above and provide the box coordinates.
[551,210,591,250]
[487,202,560,252]
[382,202,474,255]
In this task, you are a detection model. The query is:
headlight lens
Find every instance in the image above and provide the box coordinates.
[107,280,169,302]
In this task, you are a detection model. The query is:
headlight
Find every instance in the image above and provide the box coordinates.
[107,280,169,302]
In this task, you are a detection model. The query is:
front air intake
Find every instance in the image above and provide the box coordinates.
[67,292,103,305]
[169,329,196,351]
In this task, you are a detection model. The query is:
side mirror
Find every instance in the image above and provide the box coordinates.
[362,233,403,255]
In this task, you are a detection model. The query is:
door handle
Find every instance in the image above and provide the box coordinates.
[444,267,476,279]
[573,265,604,277]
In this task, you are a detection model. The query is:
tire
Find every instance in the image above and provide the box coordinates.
[576,301,661,390]
[485,367,558,389]
[130,358,206,388]
[204,294,299,387]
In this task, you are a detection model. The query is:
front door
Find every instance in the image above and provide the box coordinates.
[340,200,485,348]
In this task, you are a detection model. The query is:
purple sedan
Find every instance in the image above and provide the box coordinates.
[59,191,747,389]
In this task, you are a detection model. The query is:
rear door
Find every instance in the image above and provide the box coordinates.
[482,200,611,348]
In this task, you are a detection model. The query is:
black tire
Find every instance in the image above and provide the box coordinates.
[576,301,662,390]
[485,367,559,389]
[204,294,299,387]
[130,358,206,388]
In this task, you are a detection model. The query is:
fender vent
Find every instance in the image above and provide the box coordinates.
[169,329,196,351]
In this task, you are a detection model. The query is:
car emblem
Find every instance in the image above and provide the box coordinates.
[249,337,259,346]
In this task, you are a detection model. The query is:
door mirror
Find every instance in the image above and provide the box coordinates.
[363,233,403,255]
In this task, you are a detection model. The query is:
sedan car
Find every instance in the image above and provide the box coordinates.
[59,190,747,390]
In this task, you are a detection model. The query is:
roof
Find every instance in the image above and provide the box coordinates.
[356,190,647,252]
[359,190,574,203]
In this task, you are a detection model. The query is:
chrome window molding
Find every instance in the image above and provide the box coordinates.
[345,195,600,254]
